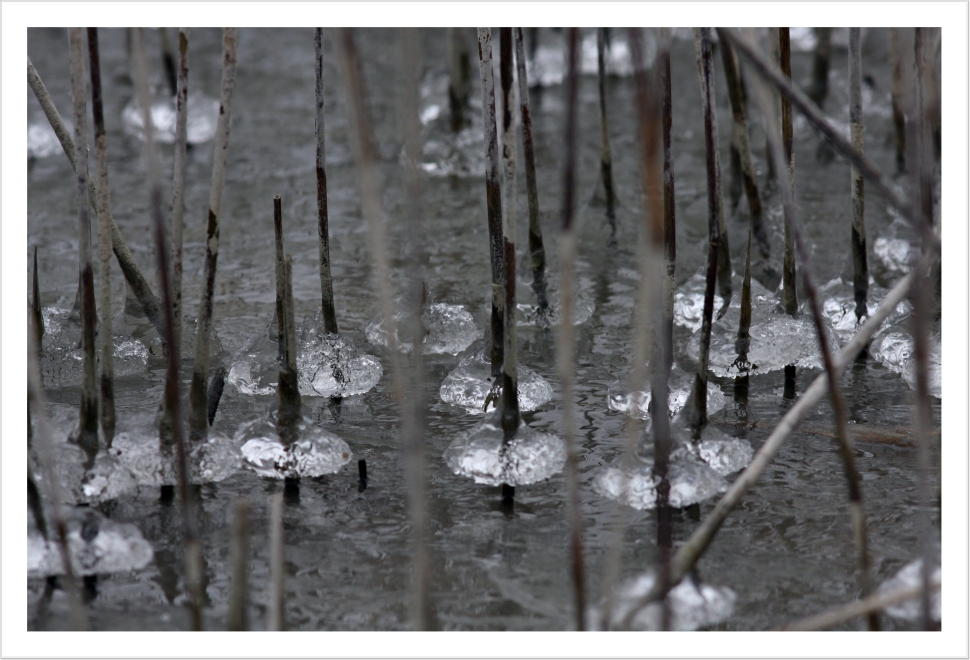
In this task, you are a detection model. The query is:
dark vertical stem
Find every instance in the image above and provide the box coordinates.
[632,27,673,630]
[277,252,301,445]
[132,27,204,631]
[399,27,433,630]
[314,28,339,336]
[720,38,769,259]
[267,493,286,631]
[172,29,189,349]
[779,27,798,316]
[227,499,250,631]
[87,28,116,446]
[513,27,549,313]
[28,59,164,336]
[68,28,99,467]
[659,28,676,375]
[597,28,617,237]
[554,27,586,631]
[808,28,833,108]
[736,223,753,368]
[274,196,286,362]
[749,47,878,630]
[889,28,906,173]
[498,28,519,441]
[849,28,868,322]
[477,28,505,381]
[448,28,471,133]
[689,28,723,435]
[32,247,44,361]
[159,27,178,97]
[911,27,936,631]
[189,28,238,443]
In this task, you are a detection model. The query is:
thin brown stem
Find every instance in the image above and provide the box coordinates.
[889,28,906,172]
[779,28,798,316]
[807,28,833,108]
[189,28,238,443]
[849,28,868,323]
[172,28,189,348]
[448,28,472,133]
[227,499,250,631]
[267,493,286,631]
[277,252,301,446]
[659,28,676,374]
[314,28,339,335]
[597,28,617,237]
[498,28,519,440]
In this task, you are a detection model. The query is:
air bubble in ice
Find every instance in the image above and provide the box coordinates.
[121,93,220,144]
[366,302,481,355]
[439,344,553,414]
[237,413,352,479]
[28,507,153,577]
[587,571,736,631]
[443,410,565,486]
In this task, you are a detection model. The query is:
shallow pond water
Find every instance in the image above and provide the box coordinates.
[26,27,941,631]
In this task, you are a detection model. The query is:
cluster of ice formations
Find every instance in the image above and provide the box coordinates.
[872,218,915,277]
[228,313,383,398]
[587,571,736,631]
[28,122,66,159]
[236,413,352,479]
[684,274,839,378]
[121,93,219,144]
[876,559,941,622]
[39,308,150,389]
[439,345,554,414]
[608,363,726,421]
[673,271,725,332]
[443,410,565,486]
[28,507,154,578]
[515,274,596,328]
[109,428,241,489]
[819,277,912,345]
[870,328,942,398]
[366,302,480,355]
[593,416,753,510]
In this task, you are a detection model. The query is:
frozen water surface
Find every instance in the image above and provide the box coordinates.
[443,410,565,486]
[366,302,480,355]
[237,413,352,479]
[120,93,219,144]
[28,508,153,577]
[608,363,726,421]
[820,277,912,345]
[587,571,736,631]
[439,345,553,414]
[876,559,941,622]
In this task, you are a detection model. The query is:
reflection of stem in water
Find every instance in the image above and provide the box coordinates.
[68,29,99,468]
[553,27,586,632]
[513,27,549,313]
[87,27,116,446]
[133,27,204,630]
[314,28,339,336]
[189,28,238,444]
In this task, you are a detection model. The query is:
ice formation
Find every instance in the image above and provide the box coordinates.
[366,302,480,355]
[298,312,383,397]
[227,329,280,396]
[587,571,736,631]
[443,410,566,486]
[121,93,219,144]
[236,413,352,479]
[608,363,726,421]
[28,122,66,159]
[515,273,596,328]
[672,271,725,332]
[439,345,554,414]
[526,30,635,88]
[876,559,941,622]
[819,277,912,345]
[28,507,154,577]
[872,218,915,277]
[870,328,942,398]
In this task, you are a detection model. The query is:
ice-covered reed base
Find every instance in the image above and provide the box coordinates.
[366,302,480,355]
[236,413,352,479]
[439,345,554,414]
[607,363,726,421]
[28,507,154,578]
[298,312,383,397]
[515,273,596,328]
[819,277,912,345]
[121,93,219,144]
[876,559,941,622]
[443,410,565,487]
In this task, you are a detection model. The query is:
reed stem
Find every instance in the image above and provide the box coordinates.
[68,28,99,467]
[553,27,586,631]
[159,27,178,97]
[849,28,869,323]
[399,27,433,630]
[314,28,339,335]
[659,28,676,374]
[689,28,723,435]
[267,493,285,631]
[172,29,189,349]
[779,28,798,316]
[513,27,549,313]
[597,28,617,237]
[27,311,87,631]
[807,28,833,108]
[189,28,238,443]
[274,196,286,362]
[132,27,203,630]
[227,499,250,631]
[889,28,906,173]
[448,28,472,133]
[477,28,506,384]
[617,268,917,629]
[277,252,301,446]
[28,58,164,336]
[87,27,116,446]
[498,28,520,440]
[32,246,44,364]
